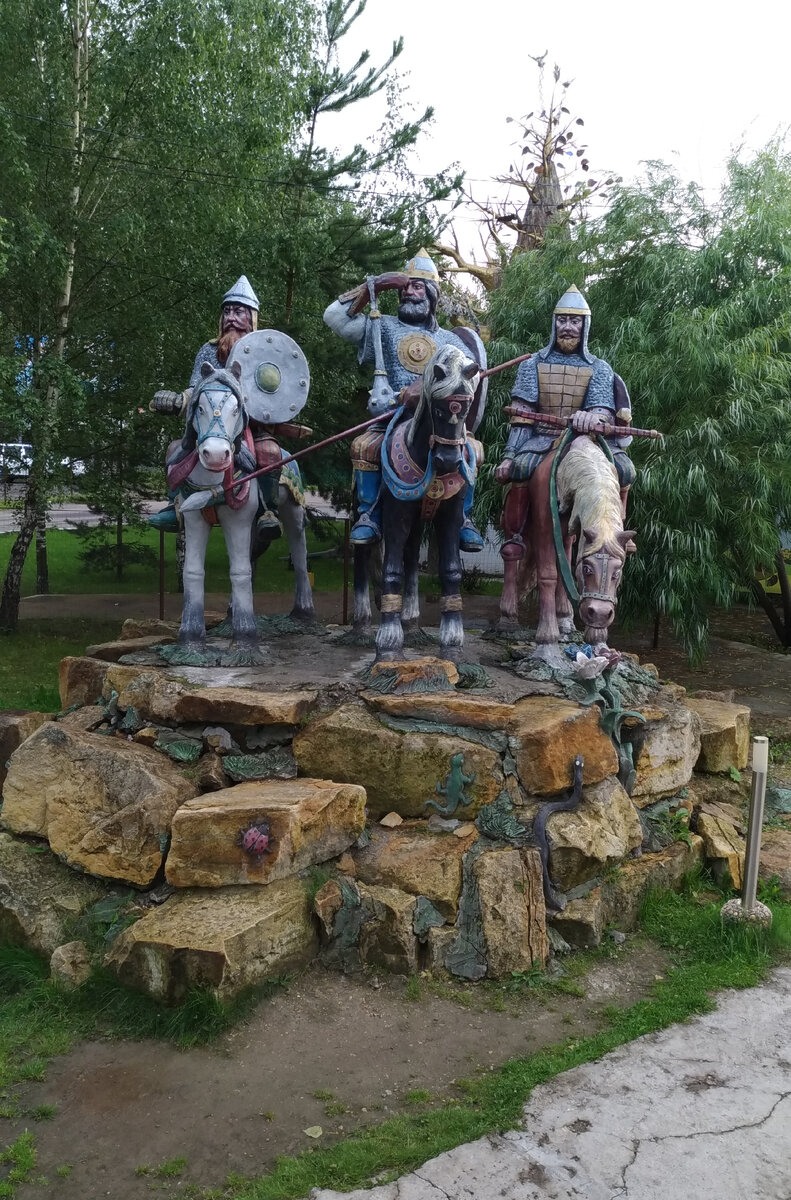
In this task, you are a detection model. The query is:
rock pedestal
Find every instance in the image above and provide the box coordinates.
[293,704,503,820]
[0,629,758,1001]
[105,879,317,1004]
[2,723,196,886]
[166,779,366,888]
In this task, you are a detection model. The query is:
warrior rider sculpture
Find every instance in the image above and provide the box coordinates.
[151,275,309,535]
[495,285,636,561]
[323,249,487,551]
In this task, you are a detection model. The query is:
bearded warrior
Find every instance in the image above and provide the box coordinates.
[151,276,308,534]
[323,249,487,551]
[496,285,636,561]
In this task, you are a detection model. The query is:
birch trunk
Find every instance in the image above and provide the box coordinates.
[0,0,88,627]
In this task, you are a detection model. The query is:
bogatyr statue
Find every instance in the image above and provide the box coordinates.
[496,286,637,653]
[323,249,488,552]
[151,276,310,538]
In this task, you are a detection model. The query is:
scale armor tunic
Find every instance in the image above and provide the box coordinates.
[505,343,635,486]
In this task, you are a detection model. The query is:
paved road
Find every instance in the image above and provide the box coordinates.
[310,969,791,1200]
[0,499,170,533]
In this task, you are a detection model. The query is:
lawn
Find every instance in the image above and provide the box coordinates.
[0,525,348,597]
[1,878,789,1199]
[0,618,120,710]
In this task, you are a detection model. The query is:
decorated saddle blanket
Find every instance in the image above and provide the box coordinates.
[168,429,255,525]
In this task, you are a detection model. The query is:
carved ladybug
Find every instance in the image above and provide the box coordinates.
[237,820,273,861]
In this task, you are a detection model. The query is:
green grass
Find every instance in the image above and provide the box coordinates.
[0,526,348,598]
[1,884,789,1200]
[0,947,285,1096]
[213,883,791,1200]
[0,1132,36,1198]
[0,617,119,709]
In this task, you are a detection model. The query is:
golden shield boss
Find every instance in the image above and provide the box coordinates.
[397,332,437,374]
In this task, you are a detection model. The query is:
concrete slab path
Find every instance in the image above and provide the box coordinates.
[310,969,791,1200]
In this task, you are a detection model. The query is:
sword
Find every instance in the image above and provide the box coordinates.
[503,404,663,440]
[178,412,390,512]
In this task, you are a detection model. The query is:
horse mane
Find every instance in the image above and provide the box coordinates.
[556,438,624,558]
[408,345,476,450]
[168,366,249,468]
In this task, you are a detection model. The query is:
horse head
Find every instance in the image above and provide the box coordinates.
[189,361,247,473]
[576,526,636,645]
[419,345,479,474]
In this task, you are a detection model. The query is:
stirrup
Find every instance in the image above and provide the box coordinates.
[501,535,525,561]
[459,519,484,553]
[256,509,281,537]
[350,512,381,546]
[148,504,179,533]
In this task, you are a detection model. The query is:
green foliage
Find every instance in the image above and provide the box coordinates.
[478,148,791,659]
[0,1131,36,1198]
[0,0,462,623]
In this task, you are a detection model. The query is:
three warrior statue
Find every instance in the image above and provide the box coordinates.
[152,253,646,666]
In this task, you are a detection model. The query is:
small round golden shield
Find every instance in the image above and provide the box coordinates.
[397,332,437,374]
[426,478,445,500]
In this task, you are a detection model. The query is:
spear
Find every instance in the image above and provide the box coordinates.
[178,413,389,512]
[503,404,663,440]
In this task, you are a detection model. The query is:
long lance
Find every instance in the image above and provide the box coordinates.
[178,412,390,512]
[503,404,663,440]
[479,351,533,378]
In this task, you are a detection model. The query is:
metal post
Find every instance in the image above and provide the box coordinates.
[159,528,165,621]
[342,518,350,626]
[742,736,769,912]
[721,735,772,928]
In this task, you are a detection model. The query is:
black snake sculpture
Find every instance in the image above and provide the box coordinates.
[532,754,585,913]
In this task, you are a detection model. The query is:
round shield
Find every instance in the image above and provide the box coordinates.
[451,326,488,433]
[227,329,310,424]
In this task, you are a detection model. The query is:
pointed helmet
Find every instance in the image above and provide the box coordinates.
[540,283,593,363]
[222,275,259,313]
[219,275,259,336]
[403,248,440,285]
[553,284,590,317]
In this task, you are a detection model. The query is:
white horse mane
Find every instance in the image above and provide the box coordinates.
[412,344,476,430]
[556,437,623,557]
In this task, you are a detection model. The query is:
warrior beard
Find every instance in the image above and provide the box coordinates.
[216,327,246,365]
[398,297,432,326]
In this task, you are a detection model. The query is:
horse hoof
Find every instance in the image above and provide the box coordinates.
[288,606,316,624]
[497,616,519,632]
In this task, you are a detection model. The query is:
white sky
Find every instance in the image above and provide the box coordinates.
[323,0,791,259]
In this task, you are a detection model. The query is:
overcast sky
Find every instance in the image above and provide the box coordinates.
[324,0,790,259]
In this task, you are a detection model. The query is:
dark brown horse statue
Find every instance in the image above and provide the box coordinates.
[501,434,636,662]
[374,344,480,661]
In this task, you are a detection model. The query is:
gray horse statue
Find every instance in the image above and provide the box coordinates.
[163,361,264,665]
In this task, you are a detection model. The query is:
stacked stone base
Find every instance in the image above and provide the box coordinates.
[0,622,770,1004]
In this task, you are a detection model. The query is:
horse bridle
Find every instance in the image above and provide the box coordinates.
[194,385,241,448]
[428,392,472,451]
[577,549,624,606]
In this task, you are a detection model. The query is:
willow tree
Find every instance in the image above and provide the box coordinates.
[477,147,791,658]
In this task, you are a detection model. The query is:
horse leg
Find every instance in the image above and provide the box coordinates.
[218,498,260,653]
[279,484,314,621]
[434,498,464,660]
[352,543,373,635]
[402,522,422,631]
[556,525,576,637]
[499,483,529,628]
[375,498,412,661]
[179,511,211,648]
[527,465,564,655]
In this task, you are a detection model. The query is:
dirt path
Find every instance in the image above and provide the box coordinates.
[11,947,667,1199]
